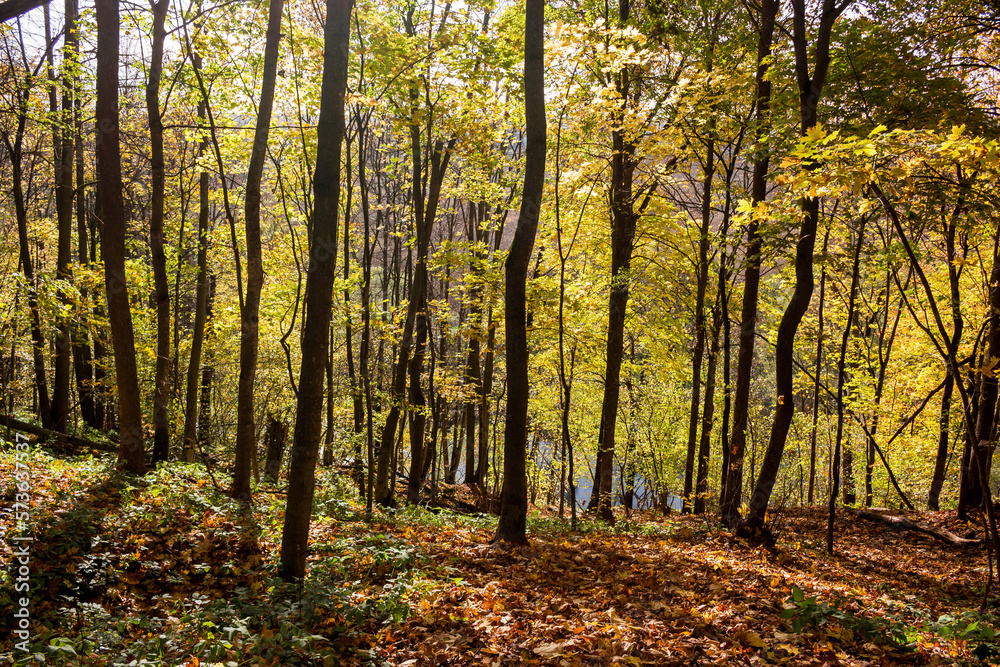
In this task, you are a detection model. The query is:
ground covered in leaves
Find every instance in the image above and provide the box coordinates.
[2,445,999,666]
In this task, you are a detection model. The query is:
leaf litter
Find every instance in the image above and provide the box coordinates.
[0,448,995,666]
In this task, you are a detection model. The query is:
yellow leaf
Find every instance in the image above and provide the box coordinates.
[805,123,826,142]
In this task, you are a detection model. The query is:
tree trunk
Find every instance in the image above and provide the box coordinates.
[197,277,216,448]
[72,36,98,429]
[808,231,828,505]
[593,0,641,526]
[928,203,966,509]
[146,0,171,464]
[232,0,284,499]
[182,100,211,464]
[494,0,544,545]
[742,0,848,536]
[695,308,721,514]
[263,416,289,483]
[827,219,865,554]
[51,0,77,433]
[720,0,777,528]
[686,133,715,514]
[279,0,352,581]
[96,0,145,473]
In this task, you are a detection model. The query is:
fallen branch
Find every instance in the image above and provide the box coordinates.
[0,415,118,453]
[845,507,981,548]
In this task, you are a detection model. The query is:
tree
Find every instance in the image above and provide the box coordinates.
[145,0,171,464]
[231,0,286,501]
[494,0,544,546]
[742,0,852,537]
[280,0,353,581]
[96,0,145,474]
[719,0,778,528]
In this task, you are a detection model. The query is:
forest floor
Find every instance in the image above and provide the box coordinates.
[1,445,998,666]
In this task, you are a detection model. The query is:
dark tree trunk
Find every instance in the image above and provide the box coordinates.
[406,311,429,504]
[342,131,364,487]
[494,0,544,545]
[464,204,484,486]
[928,203,966,509]
[197,276,216,448]
[182,100,211,463]
[827,219,865,554]
[686,133,715,514]
[51,0,77,433]
[97,0,145,473]
[593,0,641,526]
[477,313,495,484]
[146,0,171,464]
[742,0,848,535]
[720,0,777,528]
[972,244,1000,562]
[279,0,352,581]
[695,308,721,514]
[263,416,289,483]
[808,231,829,505]
[72,38,98,429]
[232,0,284,499]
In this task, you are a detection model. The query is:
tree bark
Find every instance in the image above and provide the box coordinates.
[719,0,778,528]
[51,0,76,433]
[72,31,98,429]
[146,0,171,464]
[182,99,211,464]
[695,307,721,514]
[827,218,865,554]
[593,0,642,526]
[279,0,352,581]
[263,416,289,483]
[928,201,966,509]
[686,132,715,514]
[742,0,849,536]
[494,0,544,545]
[96,0,145,473]
[808,231,829,505]
[232,0,285,500]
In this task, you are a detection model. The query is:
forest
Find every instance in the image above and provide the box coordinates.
[1,0,1000,663]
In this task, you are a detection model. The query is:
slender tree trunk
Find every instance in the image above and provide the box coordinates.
[592,0,642,526]
[695,308,721,514]
[685,133,715,513]
[197,276,216,447]
[51,0,77,432]
[232,0,284,499]
[720,0,778,528]
[742,0,848,535]
[827,219,865,554]
[72,36,98,429]
[477,313,495,484]
[97,0,144,473]
[406,310,429,504]
[279,0,352,581]
[973,240,1000,585]
[182,101,211,463]
[808,231,829,505]
[343,133,364,487]
[494,0,544,544]
[929,206,966,509]
[146,0,171,463]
